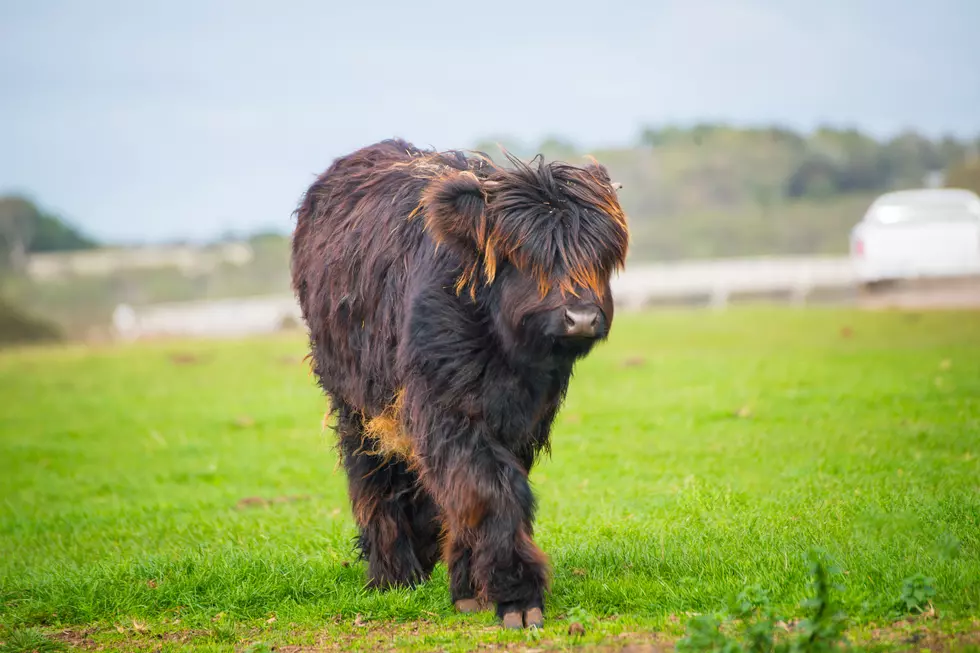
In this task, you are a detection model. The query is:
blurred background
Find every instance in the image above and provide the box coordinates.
[2,0,979,345]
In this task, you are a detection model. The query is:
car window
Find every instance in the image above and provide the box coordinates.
[868,197,980,224]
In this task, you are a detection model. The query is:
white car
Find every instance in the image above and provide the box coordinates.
[850,188,980,286]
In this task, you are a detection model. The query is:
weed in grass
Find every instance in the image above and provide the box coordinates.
[209,620,239,643]
[566,605,597,627]
[898,574,937,616]
[677,550,848,653]
[795,551,849,653]
[566,604,597,637]
[243,642,273,653]
[0,628,65,653]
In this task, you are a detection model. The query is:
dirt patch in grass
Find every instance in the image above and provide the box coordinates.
[235,494,313,510]
[848,617,980,653]
[48,627,100,650]
[48,626,212,651]
[41,618,980,653]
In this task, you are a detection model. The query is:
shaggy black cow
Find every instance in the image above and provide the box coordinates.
[290,139,629,629]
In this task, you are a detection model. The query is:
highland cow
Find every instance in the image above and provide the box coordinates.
[290,138,629,629]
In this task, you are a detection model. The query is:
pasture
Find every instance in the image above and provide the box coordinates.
[1,308,979,652]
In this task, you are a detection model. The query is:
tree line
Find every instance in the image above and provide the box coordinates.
[477,124,980,259]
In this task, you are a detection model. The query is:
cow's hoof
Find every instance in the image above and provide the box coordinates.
[500,608,544,629]
[525,607,544,628]
[502,611,524,629]
[454,598,488,613]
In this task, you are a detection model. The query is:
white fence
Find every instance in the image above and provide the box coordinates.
[112,295,303,341]
[27,242,255,281]
[112,255,860,341]
[611,256,856,309]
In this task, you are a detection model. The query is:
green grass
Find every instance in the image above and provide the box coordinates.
[1,308,979,651]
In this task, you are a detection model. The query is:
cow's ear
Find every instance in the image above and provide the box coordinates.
[583,160,622,190]
[419,171,488,255]
[584,160,610,180]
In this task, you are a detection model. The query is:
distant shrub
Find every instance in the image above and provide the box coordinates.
[0,298,62,346]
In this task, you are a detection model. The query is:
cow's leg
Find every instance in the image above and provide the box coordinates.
[443,534,489,613]
[404,481,443,578]
[334,400,442,588]
[444,445,540,615]
[419,417,548,628]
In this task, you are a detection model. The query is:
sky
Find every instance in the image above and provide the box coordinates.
[2,0,979,244]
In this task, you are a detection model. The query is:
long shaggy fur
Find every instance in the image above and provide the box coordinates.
[291,138,628,619]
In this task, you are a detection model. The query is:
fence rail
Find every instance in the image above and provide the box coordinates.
[611,256,857,308]
[112,255,861,340]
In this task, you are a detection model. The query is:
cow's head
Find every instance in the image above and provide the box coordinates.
[420,152,629,359]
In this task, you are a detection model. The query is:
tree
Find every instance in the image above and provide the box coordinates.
[471,136,526,160]
[0,197,38,272]
[785,155,840,199]
[945,158,980,195]
[882,130,942,185]
[536,136,579,161]
[31,212,98,252]
[0,195,96,269]
[937,135,967,169]
[638,125,686,147]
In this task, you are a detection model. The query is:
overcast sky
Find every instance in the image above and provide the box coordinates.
[2,0,979,244]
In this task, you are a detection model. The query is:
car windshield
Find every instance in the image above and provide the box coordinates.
[868,193,980,224]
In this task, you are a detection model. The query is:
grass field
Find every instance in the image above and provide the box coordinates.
[1,308,979,652]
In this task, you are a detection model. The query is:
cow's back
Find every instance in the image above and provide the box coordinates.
[291,139,438,416]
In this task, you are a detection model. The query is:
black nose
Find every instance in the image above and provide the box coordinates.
[563,306,600,338]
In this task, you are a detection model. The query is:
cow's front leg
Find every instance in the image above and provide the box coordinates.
[419,415,549,628]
